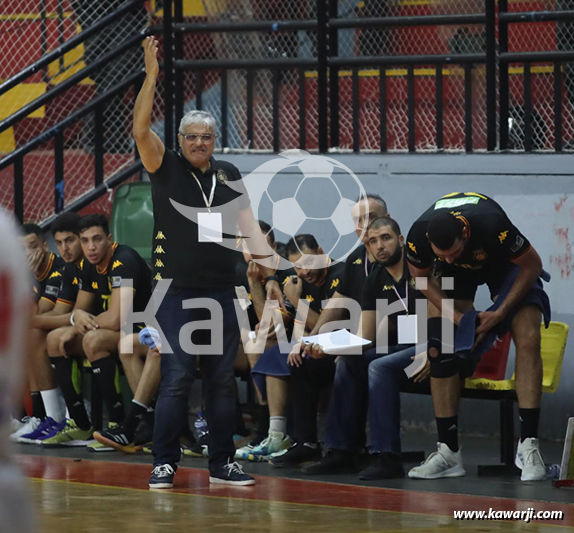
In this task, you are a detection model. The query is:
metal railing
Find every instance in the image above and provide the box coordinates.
[163,0,497,153]
[0,0,151,224]
[499,2,574,152]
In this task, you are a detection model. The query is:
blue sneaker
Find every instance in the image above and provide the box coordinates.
[18,417,62,444]
[209,460,255,486]
[149,464,177,489]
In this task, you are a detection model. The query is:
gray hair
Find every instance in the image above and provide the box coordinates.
[179,110,217,135]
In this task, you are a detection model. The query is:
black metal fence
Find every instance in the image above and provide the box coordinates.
[164,0,574,155]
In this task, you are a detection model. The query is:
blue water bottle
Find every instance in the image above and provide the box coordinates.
[194,413,208,438]
[545,463,561,480]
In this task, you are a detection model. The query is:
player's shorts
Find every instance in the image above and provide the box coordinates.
[453,266,551,378]
[133,322,146,335]
[251,343,290,401]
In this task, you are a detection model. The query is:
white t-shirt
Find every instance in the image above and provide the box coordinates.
[0,209,31,460]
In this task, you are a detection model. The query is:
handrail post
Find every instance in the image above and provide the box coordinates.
[485,0,497,151]
[317,0,329,153]
[54,131,64,213]
[164,0,175,150]
[329,0,340,150]
[174,0,184,132]
[94,104,104,187]
[499,0,509,150]
[14,157,24,224]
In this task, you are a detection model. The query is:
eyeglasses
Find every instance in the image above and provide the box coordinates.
[181,133,216,143]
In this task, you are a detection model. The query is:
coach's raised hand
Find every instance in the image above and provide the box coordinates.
[144,36,159,79]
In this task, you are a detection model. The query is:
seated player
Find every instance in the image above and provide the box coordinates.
[234,222,295,458]
[234,221,281,448]
[43,214,152,447]
[20,223,66,310]
[11,223,66,440]
[406,192,550,482]
[303,217,429,478]
[267,194,388,467]
[255,235,344,467]
[93,329,160,453]
[16,213,85,444]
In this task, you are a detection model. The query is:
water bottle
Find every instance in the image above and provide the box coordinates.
[194,413,208,438]
[545,463,561,480]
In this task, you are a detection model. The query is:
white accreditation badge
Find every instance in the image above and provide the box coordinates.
[198,212,223,242]
[191,170,222,242]
[398,314,418,345]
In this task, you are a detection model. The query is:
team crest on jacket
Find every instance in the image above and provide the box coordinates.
[217,169,228,184]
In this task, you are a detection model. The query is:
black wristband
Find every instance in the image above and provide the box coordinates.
[264,275,279,284]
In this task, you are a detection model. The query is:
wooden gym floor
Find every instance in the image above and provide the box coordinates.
[15,431,574,532]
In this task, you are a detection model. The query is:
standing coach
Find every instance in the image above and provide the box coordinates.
[134,37,283,489]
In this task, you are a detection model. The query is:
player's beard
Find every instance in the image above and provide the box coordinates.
[378,245,402,268]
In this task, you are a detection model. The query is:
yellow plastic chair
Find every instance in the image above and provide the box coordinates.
[539,321,569,393]
[465,321,569,393]
[462,321,569,475]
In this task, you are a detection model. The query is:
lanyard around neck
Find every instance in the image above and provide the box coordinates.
[190,171,216,212]
[392,280,409,315]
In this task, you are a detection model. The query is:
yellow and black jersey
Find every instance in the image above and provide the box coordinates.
[337,244,376,303]
[285,261,345,317]
[42,262,83,306]
[78,243,152,315]
[406,192,531,274]
[34,252,65,303]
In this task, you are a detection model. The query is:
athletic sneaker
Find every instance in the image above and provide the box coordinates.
[358,452,405,480]
[408,443,466,479]
[270,442,321,468]
[17,417,62,444]
[93,424,137,454]
[515,438,546,481]
[134,419,154,450]
[301,448,356,475]
[87,423,118,452]
[209,460,255,486]
[10,417,25,433]
[41,419,94,448]
[236,430,291,462]
[149,464,177,489]
[184,434,208,458]
[10,417,41,442]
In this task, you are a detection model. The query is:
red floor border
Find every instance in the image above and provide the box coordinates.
[18,454,574,527]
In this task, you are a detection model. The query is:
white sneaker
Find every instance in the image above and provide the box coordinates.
[10,417,25,433]
[235,430,291,462]
[10,417,41,442]
[515,438,546,481]
[408,442,466,479]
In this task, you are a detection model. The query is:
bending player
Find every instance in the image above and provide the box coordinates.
[406,192,550,481]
